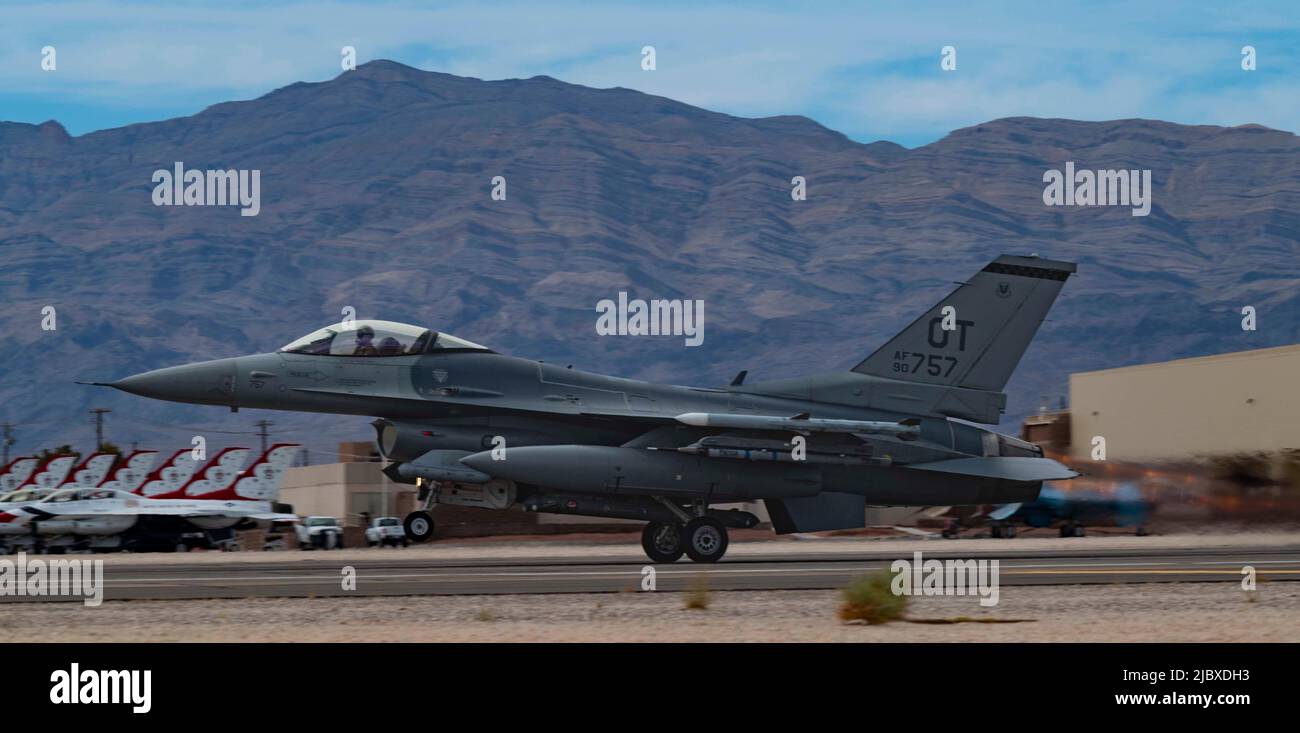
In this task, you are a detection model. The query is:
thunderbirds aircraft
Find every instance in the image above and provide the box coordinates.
[0,444,300,552]
[94,254,1078,562]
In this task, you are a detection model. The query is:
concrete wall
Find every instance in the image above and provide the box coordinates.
[1070,344,1300,462]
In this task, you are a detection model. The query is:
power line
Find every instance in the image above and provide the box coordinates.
[254,419,273,454]
[89,408,111,451]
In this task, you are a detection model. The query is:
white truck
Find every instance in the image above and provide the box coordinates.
[295,516,345,550]
[365,516,409,548]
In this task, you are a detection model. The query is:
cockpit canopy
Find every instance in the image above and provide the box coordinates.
[41,488,118,503]
[279,320,489,358]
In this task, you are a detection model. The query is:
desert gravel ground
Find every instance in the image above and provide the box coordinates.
[1,582,1294,642]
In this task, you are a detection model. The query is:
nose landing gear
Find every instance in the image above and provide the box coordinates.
[403,510,436,543]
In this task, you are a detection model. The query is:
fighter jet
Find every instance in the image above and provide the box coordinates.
[992,482,1153,538]
[93,254,1078,562]
[0,486,298,549]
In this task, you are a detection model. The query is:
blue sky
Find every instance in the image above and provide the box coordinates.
[2,1,1297,147]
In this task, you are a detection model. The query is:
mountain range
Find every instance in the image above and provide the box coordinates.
[1,60,1296,459]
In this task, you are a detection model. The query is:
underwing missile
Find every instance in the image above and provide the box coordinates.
[674,412,921,439]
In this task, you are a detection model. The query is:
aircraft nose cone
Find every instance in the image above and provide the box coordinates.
[112,358,238,406]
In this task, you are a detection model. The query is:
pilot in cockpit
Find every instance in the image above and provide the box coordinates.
[353,325,379,356]
[377,336,403,356]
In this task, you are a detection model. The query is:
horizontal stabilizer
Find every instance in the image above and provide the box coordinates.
[987,502,1022,520]
[241,512,300,522]
[906,456,1078,482]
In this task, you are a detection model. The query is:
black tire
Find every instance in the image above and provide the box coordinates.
[368,540,377,548]
[404,511,436,543]
[1004,525,1017,539]
[402,538,410,548]
[640,521,684,563]
[1073,524,1086,537]
[1059,524,1071,538]
[334,533,345,549]
[683,517,728,563]
[991,525,1003,539]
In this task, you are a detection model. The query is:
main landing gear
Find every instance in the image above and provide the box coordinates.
[640,514,730,564]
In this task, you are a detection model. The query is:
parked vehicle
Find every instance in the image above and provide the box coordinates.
[295,516,344,550]
[365,516,409,547]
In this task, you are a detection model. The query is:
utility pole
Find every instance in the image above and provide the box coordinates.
[254,419,273,454]
[89,408,111,451]
[1,423,13,465]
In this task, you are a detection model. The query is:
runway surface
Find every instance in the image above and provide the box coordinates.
[4,543,1298,602]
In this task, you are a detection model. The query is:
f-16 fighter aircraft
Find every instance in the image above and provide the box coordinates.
[0,486,298,544]
[93,254,1078,562]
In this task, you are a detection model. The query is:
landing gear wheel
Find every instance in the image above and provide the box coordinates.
[683,517,729,563]
[641,521,684,563]
[404,511,436,543]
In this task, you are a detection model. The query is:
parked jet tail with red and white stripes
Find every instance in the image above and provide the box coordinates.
[59,452,118,490]
[99,450,160,493]
[0,457,40,493]
[137,449,204,498]
[20,454,78,490]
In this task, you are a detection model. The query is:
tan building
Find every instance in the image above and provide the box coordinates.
[1069,344,1300,462]
[281,460,413,526]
